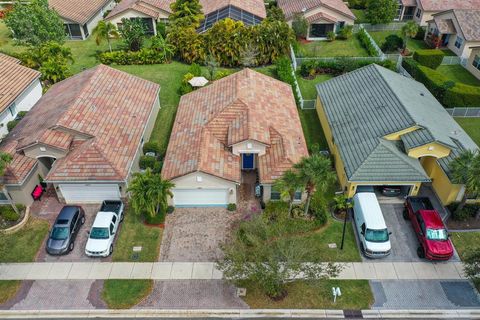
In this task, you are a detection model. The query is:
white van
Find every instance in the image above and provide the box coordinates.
[353,192,391,258]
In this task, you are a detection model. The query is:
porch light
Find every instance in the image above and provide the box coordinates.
[40,147,46,152]
[428,146,434,151]
[196,176,203,183]
[247,143,253,149]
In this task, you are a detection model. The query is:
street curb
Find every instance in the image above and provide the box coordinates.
[0,308,479,319]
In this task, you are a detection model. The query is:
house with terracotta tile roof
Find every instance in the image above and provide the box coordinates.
[398,0,480,26]
[0,54,42,139]
[198,0,266,32]
[425,9,480,58]
[162,68,308,207]
[0,64,160,206]
[49,0,117,40]
[105,0,174,35]
[277,0,355,40]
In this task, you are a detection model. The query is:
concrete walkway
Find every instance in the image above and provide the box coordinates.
[0,261,467,281]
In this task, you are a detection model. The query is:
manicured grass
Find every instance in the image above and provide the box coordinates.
[240,279,372,309]
[65,37,122,74]
[0,281,21,304]
[455,118,480,146]
[112,208,162,262]
[299,37,370,57]
[351,9,367,24]
[296,72,333,100]
[368,30,428,53]
[299,109,328,151]
[102,280,153,309]
[437,65,480,87]
[0,217,49,262]
[450,232,480,261]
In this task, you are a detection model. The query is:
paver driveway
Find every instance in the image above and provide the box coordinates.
[159,208,242,262]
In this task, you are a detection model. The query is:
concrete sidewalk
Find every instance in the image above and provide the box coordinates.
[0,261,467,281]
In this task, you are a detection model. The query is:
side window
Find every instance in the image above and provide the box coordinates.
[294,190,302,201]
[72,211,79,229]
[270,188,281,201]
[110,223,114,235]
[455,36,463,49]
[415,8,421,18]
[111,215,117,225]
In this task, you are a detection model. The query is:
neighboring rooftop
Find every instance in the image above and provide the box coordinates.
[49,0,112,24]
[418,0,480,11]
[199,0,266,18]
[106,0,174,20]
[450,9,480,41]
[277,0,355,21]
[1,65,160,184]
[162,68,308,184]
[316,64,478,182]
[0,54,41,115]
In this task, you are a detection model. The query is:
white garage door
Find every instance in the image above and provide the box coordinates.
[59,184,121,204]
[172,189,228,207]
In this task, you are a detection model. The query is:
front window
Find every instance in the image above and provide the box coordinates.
[294,191,302,201]
[365,228,389,242]
[426,228,448,241]
[309,23,335,38]
[270,188,281,201]
[90,227,109,239]
[51,227,69,240]
[473,55,480,70]
[455,36,463,49]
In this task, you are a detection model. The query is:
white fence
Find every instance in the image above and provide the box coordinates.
[446,108,480,117]
[353,22,406,32]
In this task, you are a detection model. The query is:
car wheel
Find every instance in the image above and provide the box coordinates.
[109,244,113,256]
[81,216,85,225]
[402,208,410,220]
[360,242,365,255]
[69,241,74,252]
[417,246,425,259]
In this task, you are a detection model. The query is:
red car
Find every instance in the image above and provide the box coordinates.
[404,197,454,261]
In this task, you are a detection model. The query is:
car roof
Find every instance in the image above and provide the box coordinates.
[418,210,445,229]
[353,192,387,230]
[55,206,80,224]
[92,211,115,228]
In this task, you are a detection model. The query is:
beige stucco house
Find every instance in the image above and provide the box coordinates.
[105,0,174,35]
[466,46,480,80]
[0,65,160,207]
[425,9,480,59]
[162,69,308,207]
[277,0,355,40]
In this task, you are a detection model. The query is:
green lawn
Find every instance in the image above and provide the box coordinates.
[298,37,370,57]
[102,280,153,309]
[450,232,480,261]
[299,109,328,151]
[437,65,480,87]
[455,118,480,146]
[368,30,428,53]
[240,279,372,309]
[112,208,163,262]
[296,72,333,100]
[351,9,367,24]
[0,281,21,304]
[0,217,49,262]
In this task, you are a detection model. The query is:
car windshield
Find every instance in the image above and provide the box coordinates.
[51,227,69,240]
[365,228,389,242]
[426,228,448,241]
[89,227,109,239]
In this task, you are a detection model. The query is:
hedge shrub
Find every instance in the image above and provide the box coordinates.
[413,49,445,70]
[143,141,161,156]
[0,206,20,222]
[139,155,157,170]
[299,58,396,78]
[381,34,403,53]
[357,28,379,57]
[99,48,167,65]
[275,56,301,106]
[444,83,480,108]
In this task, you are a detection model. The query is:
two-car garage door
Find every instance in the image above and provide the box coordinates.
[172,189,228,207]
[59,184,121,204]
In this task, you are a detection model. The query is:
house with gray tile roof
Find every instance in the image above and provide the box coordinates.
[315,63,478,205]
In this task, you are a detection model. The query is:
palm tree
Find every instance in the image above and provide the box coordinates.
[450,150,480,217]
[92,21,119,52]
[274,169,304,217]
[127,169,175,218]
[333,194,353,215]
[294,154,336,216]
[401,21,419,52]
[0,152,18,214]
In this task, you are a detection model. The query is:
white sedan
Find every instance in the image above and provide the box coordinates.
[85,211,122,257]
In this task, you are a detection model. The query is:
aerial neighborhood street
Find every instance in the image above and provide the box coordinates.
[0,0,479,318]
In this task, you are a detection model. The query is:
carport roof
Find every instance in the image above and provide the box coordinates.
[316,64,478,182]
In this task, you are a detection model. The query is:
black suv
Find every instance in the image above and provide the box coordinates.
[46,206,85,255]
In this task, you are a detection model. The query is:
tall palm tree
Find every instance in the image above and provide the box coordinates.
[149,173,175,217]
[401,21,419,52]
[450,150,480,216]
[92,21,119,52]
[294,154,336,216]
[0,152,18,214]
[274,169,304,217]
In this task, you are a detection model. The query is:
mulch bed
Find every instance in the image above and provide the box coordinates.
[447,218,480,230]
[0,210,26,230]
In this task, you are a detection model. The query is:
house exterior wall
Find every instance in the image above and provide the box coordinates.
[420,156,462,205]
[84,0,117,39]
[384,126,420,141]
[169,172,238,205]
[415,10,436,26]
[407,142,451,159]
[0,78,42,138]
[466,48,480,80]
[5,162,49,206]
[107,8,169,35]
[231,140,266,156]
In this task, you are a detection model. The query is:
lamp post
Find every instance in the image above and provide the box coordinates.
[340,204,351,250]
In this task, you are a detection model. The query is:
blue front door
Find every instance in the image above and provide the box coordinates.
[242,153,254,170]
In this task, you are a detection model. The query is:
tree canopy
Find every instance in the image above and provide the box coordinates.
[365,0,398,25]
[169,0,204,28]
[5,0,65,46]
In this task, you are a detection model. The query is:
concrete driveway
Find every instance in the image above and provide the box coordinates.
[36,204,113,262]
[159,208,242,262]
[356,204,460,262]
